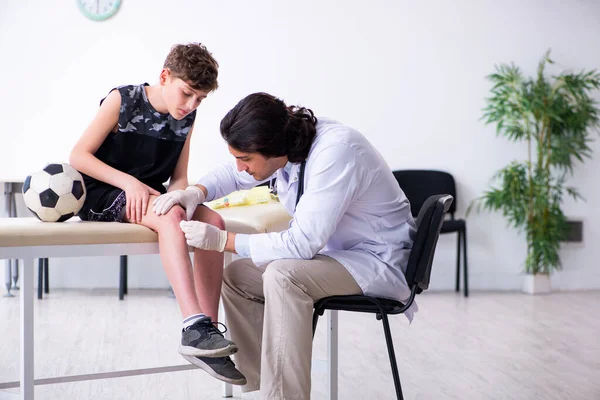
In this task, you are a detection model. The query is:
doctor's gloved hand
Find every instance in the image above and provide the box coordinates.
[152,185,205,220]
[180,220,228,252]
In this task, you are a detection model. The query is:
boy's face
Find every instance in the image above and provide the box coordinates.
[160,69,209,120]
[228,146,287,181]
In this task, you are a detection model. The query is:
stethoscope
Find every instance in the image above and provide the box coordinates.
[265,160,306,211]
[295,160,306,210]
[267,160,306,211]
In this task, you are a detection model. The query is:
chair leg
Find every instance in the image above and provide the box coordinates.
[311,308,321,339]
[119,256,127,300]
[455,230,461,292]
[37,259,43,300]
[463,226,469,297]
[44,258,49,294]
[380,311,404,400]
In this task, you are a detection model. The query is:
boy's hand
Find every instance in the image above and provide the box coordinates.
[179,220,227,252]
[124,178,161,223]
[153,185,206,220]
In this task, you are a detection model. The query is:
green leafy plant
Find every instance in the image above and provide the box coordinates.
[470,51,600,275]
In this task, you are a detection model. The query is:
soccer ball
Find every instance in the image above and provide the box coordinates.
[22,163,87,222]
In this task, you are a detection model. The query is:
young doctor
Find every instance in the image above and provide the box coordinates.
[152,92,416,399]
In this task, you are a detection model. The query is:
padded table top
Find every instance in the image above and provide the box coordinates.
[0,201,291,247]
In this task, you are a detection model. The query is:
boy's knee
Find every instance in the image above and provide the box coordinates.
[193,206,225,230]
[159,205,186,227]
[206,210,226,230]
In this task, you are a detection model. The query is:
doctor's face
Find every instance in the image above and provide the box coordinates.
[228,146,287,181]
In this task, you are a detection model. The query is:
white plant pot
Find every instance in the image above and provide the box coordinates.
[522,273,551,294]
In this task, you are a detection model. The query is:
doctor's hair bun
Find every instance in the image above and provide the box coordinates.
[220,92,317,163]
[284,106,317,163]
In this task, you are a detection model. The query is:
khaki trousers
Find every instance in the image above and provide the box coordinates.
[221,255,362,400]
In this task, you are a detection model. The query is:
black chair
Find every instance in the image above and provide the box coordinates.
[393,170,468,297]
[312,194,454,400]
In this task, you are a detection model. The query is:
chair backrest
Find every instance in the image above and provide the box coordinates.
[393,170,457,216]
[404,194,454,293]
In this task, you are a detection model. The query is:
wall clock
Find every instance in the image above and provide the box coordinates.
[77,0,121,21]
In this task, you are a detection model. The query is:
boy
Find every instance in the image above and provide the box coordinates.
[69,43,246,385]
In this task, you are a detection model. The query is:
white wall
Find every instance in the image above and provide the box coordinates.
[1,0,599,290]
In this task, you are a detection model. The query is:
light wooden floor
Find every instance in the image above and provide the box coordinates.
[1,289,599,400]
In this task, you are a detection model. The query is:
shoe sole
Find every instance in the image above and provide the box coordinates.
[182,354,247,386]
[178,343,238,358]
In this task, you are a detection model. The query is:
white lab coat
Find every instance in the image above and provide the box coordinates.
[198,118,418,320]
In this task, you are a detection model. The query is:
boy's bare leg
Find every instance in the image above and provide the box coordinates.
[190,205,225,322]
[124,195,201,318]
[125,196,245,384]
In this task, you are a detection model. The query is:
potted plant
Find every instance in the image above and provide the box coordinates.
[470,51,600,294]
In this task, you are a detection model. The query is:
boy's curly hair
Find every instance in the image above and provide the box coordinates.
[163,43,219,92]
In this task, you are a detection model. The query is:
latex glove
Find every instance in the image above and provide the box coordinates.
[180,220,228,252]
[152,185,205,220]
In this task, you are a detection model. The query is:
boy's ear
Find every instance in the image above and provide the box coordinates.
[159,68,171,86]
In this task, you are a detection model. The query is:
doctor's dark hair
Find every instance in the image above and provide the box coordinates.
[220,92,318,163]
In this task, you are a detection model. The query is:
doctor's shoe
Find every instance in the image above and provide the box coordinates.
[178,316,238,357]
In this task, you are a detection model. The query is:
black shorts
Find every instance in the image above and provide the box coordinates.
[80,190,127,222]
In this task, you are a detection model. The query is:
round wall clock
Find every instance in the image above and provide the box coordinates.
[77,0,122,21]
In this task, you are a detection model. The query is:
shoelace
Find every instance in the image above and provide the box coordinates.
[203,320,228,337]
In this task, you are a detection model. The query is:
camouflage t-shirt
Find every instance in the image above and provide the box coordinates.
[78,83,196,221]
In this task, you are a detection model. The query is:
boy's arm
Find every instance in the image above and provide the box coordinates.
[69,90,136,190]
[167,122,194,192]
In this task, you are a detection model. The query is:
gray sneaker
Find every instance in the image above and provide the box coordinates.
[178,316,238,357]
[182,354,247,385]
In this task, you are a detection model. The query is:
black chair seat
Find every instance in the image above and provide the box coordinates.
[440,218,465,233]
[314,295,406,316]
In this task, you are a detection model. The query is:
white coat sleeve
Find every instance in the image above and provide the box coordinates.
[248,143,366,265]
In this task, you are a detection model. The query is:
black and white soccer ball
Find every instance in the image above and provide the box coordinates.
[22,163,86,222]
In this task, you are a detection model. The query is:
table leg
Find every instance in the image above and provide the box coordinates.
[10,188,19,290]
[3,263,12,298]
[3,183,14,297]
[43,259,48,294]
[21,258,35,400]
[328,310,338,400]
